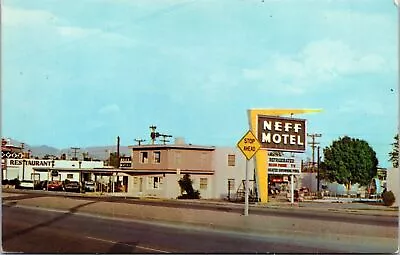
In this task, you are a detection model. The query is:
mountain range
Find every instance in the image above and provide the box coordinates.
[3,138,131,160]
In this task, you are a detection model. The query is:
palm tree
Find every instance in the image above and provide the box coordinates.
[389,134,399,168]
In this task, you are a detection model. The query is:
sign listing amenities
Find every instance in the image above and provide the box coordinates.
[268,156,301,175]
[257,115,306,152]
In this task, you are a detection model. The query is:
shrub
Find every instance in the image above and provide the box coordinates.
[2,179,9,185]
[178,174,200,199]
[382,190,396,206]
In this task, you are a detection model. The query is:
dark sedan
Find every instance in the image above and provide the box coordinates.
[63,181,81,192]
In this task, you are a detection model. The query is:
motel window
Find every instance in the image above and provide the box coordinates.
[140,152,149,164]
[154,151,161,164]
[67,174,73,179]
[228,179,235,191]
[200,178,208,190]
[228,154,236,166]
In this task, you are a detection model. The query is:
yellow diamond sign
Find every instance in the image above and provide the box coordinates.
[237,130,261,160]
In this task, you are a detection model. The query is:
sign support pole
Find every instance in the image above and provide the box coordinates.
[291,174,294,205]
[244,159,249,216]
[237,130,261,216]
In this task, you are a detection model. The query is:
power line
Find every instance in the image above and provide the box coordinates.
[70,147,80,160]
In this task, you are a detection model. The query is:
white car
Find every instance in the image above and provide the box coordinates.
[18,180,35,189]
[84,181,96,192]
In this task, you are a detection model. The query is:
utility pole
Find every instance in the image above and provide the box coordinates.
[159,134,172,145]
[117,136,120,168]
[71,147,80,161]
[317,146,321,193]
[150,125,157,144]
[307,133,322,172]
[134,139,146,146]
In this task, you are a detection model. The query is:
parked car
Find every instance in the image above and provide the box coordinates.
[33,181,45,190]
[64,181,80,192]
[16,180,35,189]
[84,181,96,192]
[47,181,64,191]
[36,180,48,190]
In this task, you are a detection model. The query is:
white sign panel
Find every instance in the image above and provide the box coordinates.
[268,156,301,175]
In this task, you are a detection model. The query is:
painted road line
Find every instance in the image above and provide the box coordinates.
[86,236,170,253]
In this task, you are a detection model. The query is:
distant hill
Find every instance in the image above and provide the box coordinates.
[61,146,131,160]
[2,138,61,158]
[29,145,61,158]
[2,137,130,160]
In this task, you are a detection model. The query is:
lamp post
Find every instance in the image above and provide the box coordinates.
[22,159,26,180]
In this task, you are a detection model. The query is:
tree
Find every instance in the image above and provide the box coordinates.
[108,152,125,168]
[389,134,399,168]
[323,136,378,192]
[178,174,200,199]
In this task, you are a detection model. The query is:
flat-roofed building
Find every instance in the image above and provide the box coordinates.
[127,141,215,199]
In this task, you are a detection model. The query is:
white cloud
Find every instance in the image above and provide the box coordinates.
[242,39,389,94]
[98,104,121,115]
[3,6,135,48]
[57,26,100,37]
[57,26,135,47]
[2,6,59,27]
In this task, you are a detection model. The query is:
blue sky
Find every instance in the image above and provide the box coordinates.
[2,0,398,167]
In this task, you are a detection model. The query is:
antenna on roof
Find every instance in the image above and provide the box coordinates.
[159,134,173,145]
[150,125,157,144]
[134,138,146,145]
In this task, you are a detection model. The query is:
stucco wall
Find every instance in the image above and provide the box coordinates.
[212,147,252,200]
[387,168,399,206]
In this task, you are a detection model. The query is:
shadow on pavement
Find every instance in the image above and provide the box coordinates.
[2,193,46,201]
[2,200,98,242]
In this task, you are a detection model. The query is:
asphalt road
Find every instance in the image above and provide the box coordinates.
[4,190,398,227]
[2,205,351,254]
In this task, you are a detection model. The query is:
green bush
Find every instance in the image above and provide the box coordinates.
[178,174,200,199]
[382,190,396,206]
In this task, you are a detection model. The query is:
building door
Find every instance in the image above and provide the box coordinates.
[123,176,128,192]
[139,177,143,193]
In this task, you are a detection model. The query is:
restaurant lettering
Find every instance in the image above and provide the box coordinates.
[8,159,52,167]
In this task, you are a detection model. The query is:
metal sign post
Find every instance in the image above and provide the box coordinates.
[237,130,261,216]
[245,159,249,216]
[291,174,294,205]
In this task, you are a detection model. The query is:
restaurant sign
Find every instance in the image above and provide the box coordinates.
[7,159,53,167]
